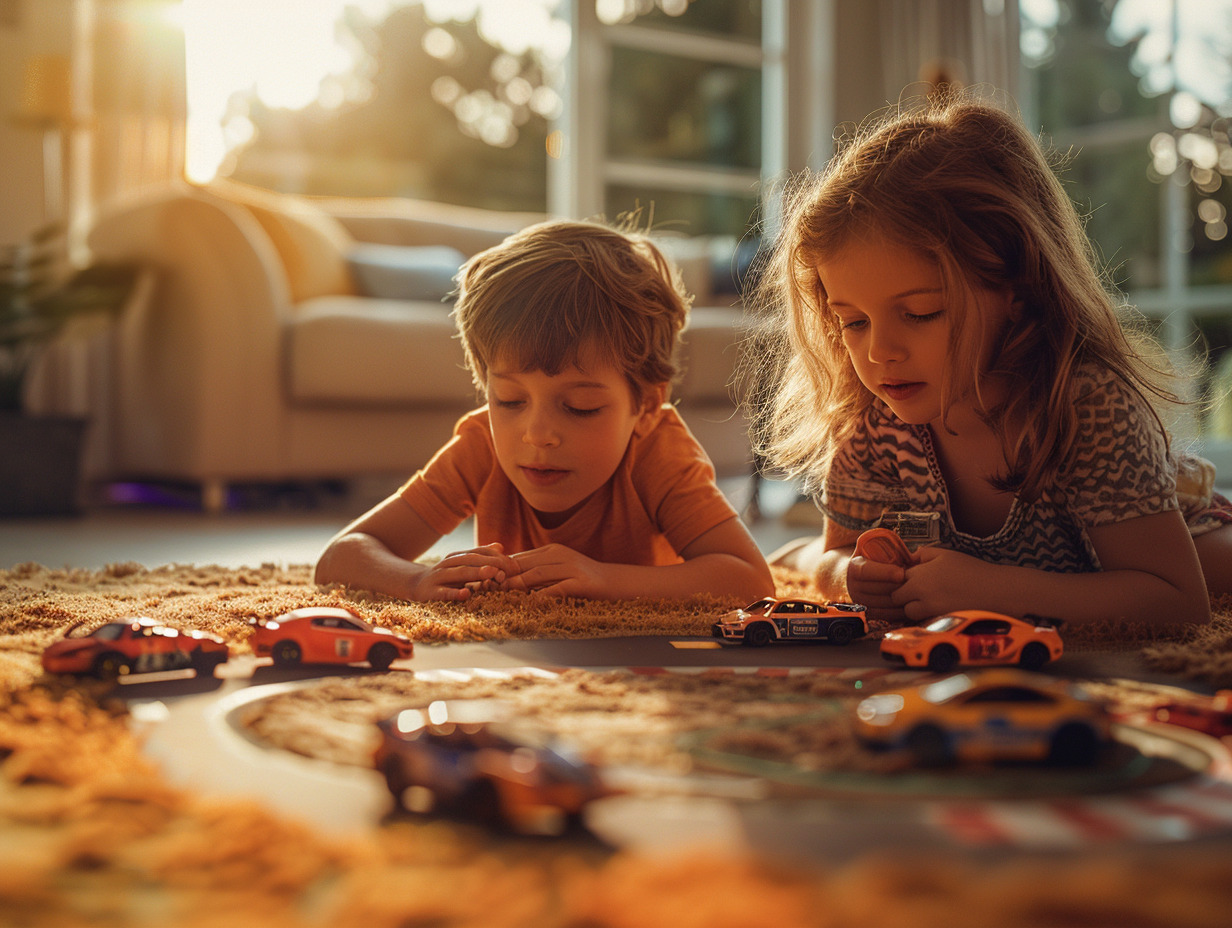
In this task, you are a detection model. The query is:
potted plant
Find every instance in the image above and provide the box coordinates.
[0,224,137,515]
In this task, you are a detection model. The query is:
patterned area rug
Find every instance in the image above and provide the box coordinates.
[2,562,1232,927]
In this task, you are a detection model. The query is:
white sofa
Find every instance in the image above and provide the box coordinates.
[57,181,753,510]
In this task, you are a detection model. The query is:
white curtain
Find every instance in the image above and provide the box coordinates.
[879,0,1019,106]
[86,0,186,208]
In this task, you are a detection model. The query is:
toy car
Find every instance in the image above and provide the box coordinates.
[880,609,1063,672]
[1151,690,1232,739]
[249,606,413,671]
[374,699,610,834]
[712,597,868,646]
[854,668,1111,766]
[855,527,916,567]
[41,617,230,679]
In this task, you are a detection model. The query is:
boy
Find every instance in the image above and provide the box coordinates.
[314,219,774,603]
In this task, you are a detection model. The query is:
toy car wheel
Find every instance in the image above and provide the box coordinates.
[828,622,856,646]
[271,640,303,666]
[380,758,408,809]
[191,649,225,675]
[461,779,504,828]
[1048,722,1101,766]
[926,644,959,673]
[1019,642,1051,671]
[743,623,773,648]
[905,723,953,766]
[93,652,131,680]
[367,642,397,671]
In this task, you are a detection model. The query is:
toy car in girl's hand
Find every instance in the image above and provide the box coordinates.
[249,606,413,671]
[854,668,1111,766]
[41,617,230,679]
[854,527,917,567]
[880,609,1063,672]
[712,597,868,646]
[374,699,610,834]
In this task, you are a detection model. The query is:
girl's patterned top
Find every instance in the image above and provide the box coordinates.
[819,366,1188,573]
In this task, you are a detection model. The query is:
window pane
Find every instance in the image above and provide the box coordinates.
[607,46,761,170]
[1190,182,1232,286]
[1064,139,1164,290]
[618,0,762,41]
[605,183,759,238]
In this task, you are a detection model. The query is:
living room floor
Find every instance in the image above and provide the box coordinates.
[0,475,811,571]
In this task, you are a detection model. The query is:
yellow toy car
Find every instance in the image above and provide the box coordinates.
[880,609,1063,672]
[854,668,1111,766]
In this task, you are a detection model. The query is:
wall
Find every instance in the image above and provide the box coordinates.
[0,0,75,247]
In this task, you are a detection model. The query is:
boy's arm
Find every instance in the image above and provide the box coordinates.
[313,495,518,602]
[892,510,1211,628]
[504,515,774,601]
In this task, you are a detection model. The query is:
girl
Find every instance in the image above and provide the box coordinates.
[749,95,1232,628]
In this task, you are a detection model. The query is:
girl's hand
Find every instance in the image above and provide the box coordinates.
[501,544,606,597]
[889,546,991,621]
[846,556,909,623]
[410,543,520,601]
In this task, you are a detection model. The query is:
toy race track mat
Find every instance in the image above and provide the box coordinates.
[132,658,1232,863]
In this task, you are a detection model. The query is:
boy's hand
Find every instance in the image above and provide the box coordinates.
[501,544,605,597]
[411,543,520,601]
[846,555,908,623]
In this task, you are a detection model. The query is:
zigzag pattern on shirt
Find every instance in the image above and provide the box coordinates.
[822,367,1178,574]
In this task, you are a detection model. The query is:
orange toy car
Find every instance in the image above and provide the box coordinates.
[855,528,916,568]
[249,606,413,671]
[880,609,1063,672]
[854,668,1111,766]
[42,617,230,679]
[375,699,610,834]
[712,597,868,646]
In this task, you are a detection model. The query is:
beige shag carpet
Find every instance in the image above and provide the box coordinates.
[2,561,1232,927]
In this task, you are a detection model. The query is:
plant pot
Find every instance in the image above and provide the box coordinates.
[0,412,88,516]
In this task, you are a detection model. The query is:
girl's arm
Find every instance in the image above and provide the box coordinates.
[502,515,775,601]
[313,495,520,602]
[892,509,1211,628]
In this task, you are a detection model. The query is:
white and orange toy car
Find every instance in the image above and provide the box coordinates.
[249,606,413,671]
[880,609,1063,673]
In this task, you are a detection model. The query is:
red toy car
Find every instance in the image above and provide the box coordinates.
[42,617,230,679]
[712,597,868,646]
[249,606,413,670]
[374,699,610,834]
[880,609,1063,672]
[1152,691,1232,738]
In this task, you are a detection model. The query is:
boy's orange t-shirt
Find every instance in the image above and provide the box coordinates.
[398,405,739,565]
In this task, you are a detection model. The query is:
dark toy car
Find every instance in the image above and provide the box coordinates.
[880,609,1063,672]
[712,597,869,646]
[249,606,413,671]
[854,668,1112,766]
[41,617,230,679]
[374,699,610,834]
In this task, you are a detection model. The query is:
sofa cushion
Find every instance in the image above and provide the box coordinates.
[285,296,477,405]
[207,181,357,303]
[347,243,465,301]
[676,306,746,403]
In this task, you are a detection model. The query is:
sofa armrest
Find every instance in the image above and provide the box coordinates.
[87,186,291,479]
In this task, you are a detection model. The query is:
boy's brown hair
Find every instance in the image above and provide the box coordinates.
[453,219,691,403]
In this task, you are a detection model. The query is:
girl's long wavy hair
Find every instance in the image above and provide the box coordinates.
[744,94,1180,501]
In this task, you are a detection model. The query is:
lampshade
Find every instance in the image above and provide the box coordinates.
[15,53,73,127]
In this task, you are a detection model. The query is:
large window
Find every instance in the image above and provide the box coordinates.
[1021,0,1232,470]
[184,0,789,238]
